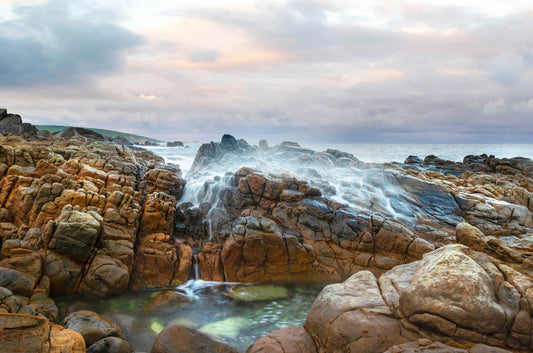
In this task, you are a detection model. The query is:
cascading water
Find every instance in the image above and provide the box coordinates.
[193,253,200,281]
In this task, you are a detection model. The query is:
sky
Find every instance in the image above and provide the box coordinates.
[0,0,532,143]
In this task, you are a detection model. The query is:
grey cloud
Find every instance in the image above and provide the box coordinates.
[0,0,142,87]
[189,49,220,63]
[488,52,526,85]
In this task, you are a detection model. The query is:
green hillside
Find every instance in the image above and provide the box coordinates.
[36,125,162,143]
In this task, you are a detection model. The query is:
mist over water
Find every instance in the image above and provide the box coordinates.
[146,143,533,174]
[144,142,533,228]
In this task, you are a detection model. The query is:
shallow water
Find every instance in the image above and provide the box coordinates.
[56,281,323,352]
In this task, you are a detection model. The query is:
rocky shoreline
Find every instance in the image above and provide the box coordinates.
[0,111,532,352]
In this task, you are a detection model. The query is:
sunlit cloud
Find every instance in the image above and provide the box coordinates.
[138,93,159,100]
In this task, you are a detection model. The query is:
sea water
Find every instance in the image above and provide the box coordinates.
[146,142,533,174]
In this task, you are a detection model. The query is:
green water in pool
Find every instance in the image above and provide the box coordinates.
[56,281,323,352]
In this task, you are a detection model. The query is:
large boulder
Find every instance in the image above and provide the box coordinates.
[151,325,240,353]
[294,244,533,352]
[305,270,407,353]
[64,310,125,346]
[0,109,38,136]
[246,326,317,353]
[0,312,84,353]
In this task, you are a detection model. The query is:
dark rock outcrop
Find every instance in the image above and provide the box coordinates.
[167,141,184,147]
[0,109,38,136]
[55,127,105,141]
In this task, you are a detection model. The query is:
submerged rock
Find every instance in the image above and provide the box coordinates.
[198,316,249,339]
[145,290,191,313]
[227,284,289,302]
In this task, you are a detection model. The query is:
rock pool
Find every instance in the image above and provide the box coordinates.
[56,281,323,352]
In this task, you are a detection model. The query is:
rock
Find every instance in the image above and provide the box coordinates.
[383,339,468,352]
[280,141,301,148]
[469,344,514,353]
[198,316,248,340]
[150,325,240,353]
[220,134,239,150]
[295,245,532,352]
[130,233,185,290]
[56,127,105,141]
[305,270,407,353]
[47,208,101,262]
[112,136,134,146]
[188,135,255,175]
[0,110,38,136]
[399,246,506,335]
[0,135,186,298]
[87,337,135,353]
[404,155,423,164]
[0,267,36,297]
[49,324,86,353]
[246,326,317,353]
[167,141,184,147]
[64,310,125,346]
[258,139,268,150]
[145,290,190,312]
[0,313,84,353]
[280,189,305,202]
[227,284,289,302]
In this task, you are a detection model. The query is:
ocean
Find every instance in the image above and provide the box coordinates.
[145,143,533,174]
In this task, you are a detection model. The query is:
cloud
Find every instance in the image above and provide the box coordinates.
[138,93,159,100]
[482,98,507,115]
[488,52,526,85]
[189,49,220,63]
[512,98,533,113]
[0,0,142,87]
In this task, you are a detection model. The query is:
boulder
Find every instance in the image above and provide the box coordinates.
[398,247,506,335]
[296,245,532,352]
[64,310,125,346]
[87,337,135,353]
[246,326,316,353]
[305,270,407,353]
[0,313,84,353]
[383,339,468,352]
[0,110,38,136]
[404,155,423,164]
[167,141,184,147]
[150,325,240,353]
